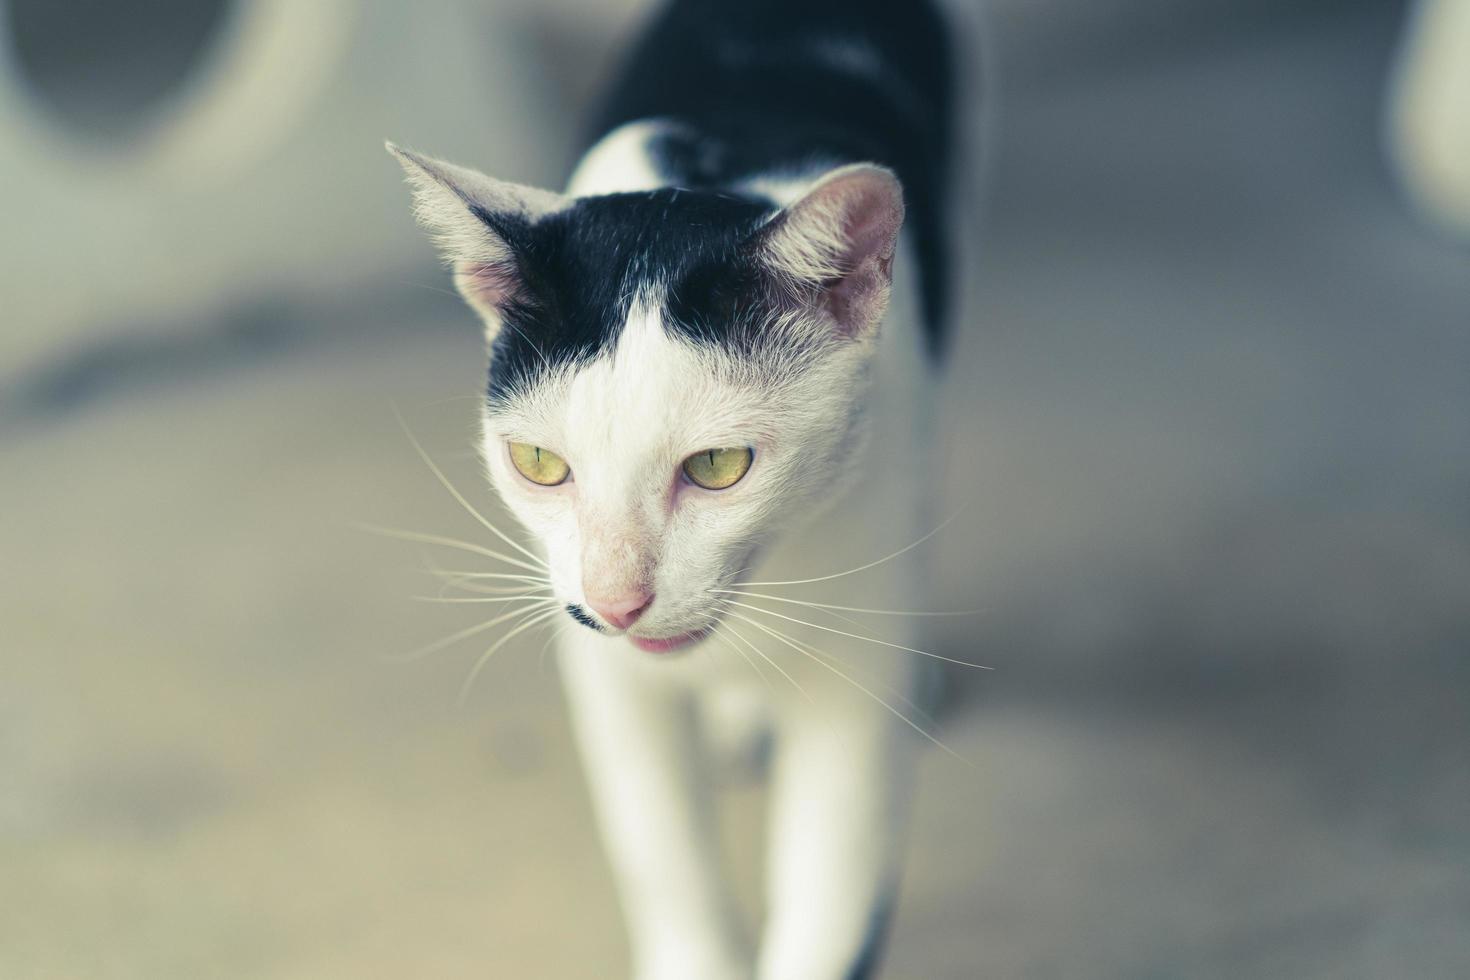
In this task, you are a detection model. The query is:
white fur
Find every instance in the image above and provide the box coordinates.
[395,111,943,978]
[566,120,674,197]
[481,124,936,979]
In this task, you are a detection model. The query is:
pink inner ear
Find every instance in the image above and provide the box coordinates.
[760,166,905,340]
[453,259,520,313]
[821,186,903,337]
[825,254,894,337]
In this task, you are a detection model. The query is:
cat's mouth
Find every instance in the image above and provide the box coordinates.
[627,627,713,654]
[563,602,720,654]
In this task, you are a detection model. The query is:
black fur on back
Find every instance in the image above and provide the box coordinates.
[483,0,957,402]
[591,0,956,351]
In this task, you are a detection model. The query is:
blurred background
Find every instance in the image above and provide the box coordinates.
[2,0,1467,976]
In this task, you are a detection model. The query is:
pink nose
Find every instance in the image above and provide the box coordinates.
[586,591,653,631]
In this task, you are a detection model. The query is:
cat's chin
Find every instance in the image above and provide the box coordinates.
[627,628,712,655]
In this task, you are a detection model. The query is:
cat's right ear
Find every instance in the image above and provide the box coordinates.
[753,164,905,342]
[386,142,565,338]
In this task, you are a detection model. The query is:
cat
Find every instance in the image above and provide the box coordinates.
[389,1,966,976]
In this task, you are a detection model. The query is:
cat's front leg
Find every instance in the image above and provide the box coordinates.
[559,632,751,980]
[755,692,919,980]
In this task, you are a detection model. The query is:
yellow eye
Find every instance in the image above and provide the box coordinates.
[682,447,753,490]
[508,442,570,486]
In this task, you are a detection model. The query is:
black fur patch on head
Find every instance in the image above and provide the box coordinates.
[483,189,778,402]
[565,603,604,632]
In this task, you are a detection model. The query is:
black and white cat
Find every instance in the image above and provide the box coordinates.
[390,1,966,976]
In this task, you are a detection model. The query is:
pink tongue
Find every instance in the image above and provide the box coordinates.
[630,633,696,654]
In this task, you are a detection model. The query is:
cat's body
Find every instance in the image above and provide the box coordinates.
[391,1,967,976]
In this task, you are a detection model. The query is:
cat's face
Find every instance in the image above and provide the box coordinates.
[390,144,902,650]
[483,296,871,650]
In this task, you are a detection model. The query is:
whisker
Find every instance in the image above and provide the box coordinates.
[721,599,991,670]
[393,405,549,571]
[536,619,571,676]
[394,279,463,301]
[428,570,551,584]
[457,606,566,705]
[412,593,555,604]
[420,565,551,597]
[730,511,962,588]
[415,557,549,598]
[734,613,941,728]
[439,578,553,596]
[406,393,492,409]
[388,597,560,663]
[719,616,812,703]
[713,588,980,619]
[723,587,877,634]
[710,627,775,695]
[358,524,547,575]
[496,318,555,376]
[727,612,968,764]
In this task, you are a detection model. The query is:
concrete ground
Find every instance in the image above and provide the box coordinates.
[2,4,1467,978]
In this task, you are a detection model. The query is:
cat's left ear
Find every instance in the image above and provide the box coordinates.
[755,164,905,341]
[386,142,565,336]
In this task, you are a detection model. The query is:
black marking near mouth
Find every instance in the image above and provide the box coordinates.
[565,603,604,632]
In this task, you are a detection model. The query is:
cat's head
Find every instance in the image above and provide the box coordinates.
[389,143,903,652]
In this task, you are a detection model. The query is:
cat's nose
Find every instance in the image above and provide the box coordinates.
[586,591,653,631]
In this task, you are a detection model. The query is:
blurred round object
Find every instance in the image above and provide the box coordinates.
[3,0,231,143]
[0,0,354,185]
[1388,0,1470,239]
[0,0,556,383]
